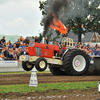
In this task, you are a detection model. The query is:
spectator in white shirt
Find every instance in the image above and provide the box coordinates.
[13,50,17,60]
[48,38,53,45]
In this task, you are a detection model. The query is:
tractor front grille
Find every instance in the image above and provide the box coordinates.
[35,47,42,56]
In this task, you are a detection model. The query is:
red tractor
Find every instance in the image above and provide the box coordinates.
[19,37,89,75]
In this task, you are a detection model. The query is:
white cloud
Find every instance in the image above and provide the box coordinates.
[0,24,4,30]
[0,0,43,38]
[9,17,30,28]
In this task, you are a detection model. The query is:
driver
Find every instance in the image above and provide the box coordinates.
[58,43,66,56]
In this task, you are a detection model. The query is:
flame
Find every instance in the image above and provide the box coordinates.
[49,13,68,35]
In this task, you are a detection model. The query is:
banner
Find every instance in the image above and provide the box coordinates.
[0,61,18,67]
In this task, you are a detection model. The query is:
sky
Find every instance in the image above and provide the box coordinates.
[0,0,44,38]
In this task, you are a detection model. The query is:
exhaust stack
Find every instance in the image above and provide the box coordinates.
[42,37,45,44]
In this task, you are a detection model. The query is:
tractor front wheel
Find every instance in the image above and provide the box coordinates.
[35,58,47,71]
[22,61,34,71]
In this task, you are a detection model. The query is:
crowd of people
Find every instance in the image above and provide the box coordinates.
[0,36,100,61]
[0,36,29,61]
[73,42,100,58]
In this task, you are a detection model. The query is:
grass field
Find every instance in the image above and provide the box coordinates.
[0,82,98,93]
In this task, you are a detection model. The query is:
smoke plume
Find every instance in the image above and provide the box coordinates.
[42,0,94,37]
[42,0,68,37]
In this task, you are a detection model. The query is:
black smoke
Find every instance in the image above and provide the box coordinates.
[42,13,54,37]
[42,0,69,37]
[42,0,94,37]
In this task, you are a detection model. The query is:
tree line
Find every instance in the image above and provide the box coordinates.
[38,0,100,42]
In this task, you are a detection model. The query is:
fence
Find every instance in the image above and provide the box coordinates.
[0,61,25,72]
[0,60,50,72]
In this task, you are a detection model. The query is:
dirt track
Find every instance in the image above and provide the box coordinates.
[0,73,100,85]
[0,73,100,100]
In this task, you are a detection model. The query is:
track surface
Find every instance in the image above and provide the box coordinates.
[0,73,100,85]
[0,73,100,100]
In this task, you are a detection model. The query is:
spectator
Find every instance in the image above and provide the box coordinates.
[22,43,25,51]
[15,48,18,54]
[94,46,100,55]
[45,37,48,44]
[24,37,30,45]
[13,44,16,50]
[0,36,6,44]
[85,46,88,50]
[17,39,20,42]
[88,45,92,51]
[87,42,90,48]
[88,49,94,63]
[19,36,24,43]
[91,45,94,51]
[25,43,28,47]
[33,39,35,42]
[35,36,39,42]
[78,42,81,46]
[89,49,95,58]
[9,43,13,48]
[20,48,24,55]
[17,51,21,59]
[54,41,57,45]
[73,42,75,48]
[94,44,98,50]
[0,41,4,46]
[8,40,11,45]
[1,47,5,53]
[48,38,53,45]
[8,48,13,60]
[16,41,20,48]
[78,45,82,49]
[75,43,77,48]
[13,50,17,60]
[24,46,29,55]
[4,42,6,47]
[4,46,9,59]
[0,52,6,60]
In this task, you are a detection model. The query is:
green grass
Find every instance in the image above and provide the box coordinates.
[0,71,50,75]
[0,81,98,93]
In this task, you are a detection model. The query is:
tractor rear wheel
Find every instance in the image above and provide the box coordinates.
[22,61,34,71]
[35,58,47,71]
[49,65,66,75]
[63,49,89,75]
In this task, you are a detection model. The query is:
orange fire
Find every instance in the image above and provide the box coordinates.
[49,14,68,35]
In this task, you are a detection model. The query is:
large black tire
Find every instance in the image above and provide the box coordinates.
[35,58,47,71]
[49,65,66,75]
[63,49,89,75]
[22,61,34,71]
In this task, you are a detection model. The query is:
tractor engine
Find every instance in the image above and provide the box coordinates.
[28,42,59,58]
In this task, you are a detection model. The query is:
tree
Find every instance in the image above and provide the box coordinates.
[67,17,88,42]
[66,0,100,42]
[39,0,100,42]
[86,0,100,34]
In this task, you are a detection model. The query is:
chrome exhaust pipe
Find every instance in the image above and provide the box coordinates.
[42,37,45,44]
